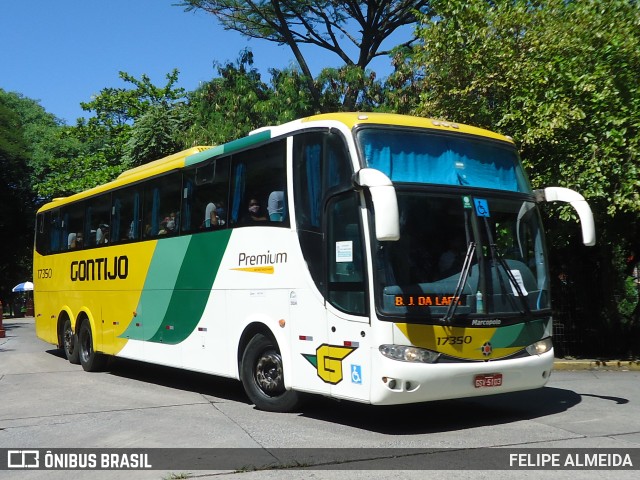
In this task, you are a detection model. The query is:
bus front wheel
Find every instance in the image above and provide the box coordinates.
[62,318,80,364]
[241,334,300,412]
[78,321,107,372]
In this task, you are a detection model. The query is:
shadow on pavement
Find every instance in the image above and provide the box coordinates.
[296,386,583,434]
[105,357,249,405]
[57,351,585,435]
[39,341,589,435]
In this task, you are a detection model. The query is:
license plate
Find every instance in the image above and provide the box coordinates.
[474,373,503,388]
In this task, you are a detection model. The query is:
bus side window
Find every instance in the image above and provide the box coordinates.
[293,131,353,293]
[184,156,230,233]
[112,186,141,243]
[143,173,181,238]
[230,140,287,227]
[61,203,85,250]
[86,193,111,246]
[41,210,62,254]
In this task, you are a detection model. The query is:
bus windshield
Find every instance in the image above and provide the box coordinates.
[374,192,550,322]
[357,127,530,192]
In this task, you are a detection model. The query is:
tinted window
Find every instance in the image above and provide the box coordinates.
[183,156,230,233]
[112,185,142,243]
[230,140,288,226]
[142,173,182,238]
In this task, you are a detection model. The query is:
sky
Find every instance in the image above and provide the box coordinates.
[0,1,403,125]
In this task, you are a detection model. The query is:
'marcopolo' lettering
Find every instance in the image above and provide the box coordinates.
[70,256,129,281]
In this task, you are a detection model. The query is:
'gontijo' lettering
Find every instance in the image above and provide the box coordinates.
[70,256,129,281]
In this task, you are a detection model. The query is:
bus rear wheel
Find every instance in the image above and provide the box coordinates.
[241,334,300,412]
[78,321,107,372]
[62,318,80,364]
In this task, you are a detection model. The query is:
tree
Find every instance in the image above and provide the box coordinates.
[32,70,191,199]
[185,50,315,146]
[0,91,37,298]
[403,0,640,355]
[124,103,191,166]
[80,69,188,168]
[180,0,432,110]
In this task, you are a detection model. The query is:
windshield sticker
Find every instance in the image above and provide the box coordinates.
[509,270,529,296]
[474,198,490,217]
[336,241,353,263]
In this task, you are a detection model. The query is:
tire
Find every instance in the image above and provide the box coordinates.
[62,318,80,364]
[77,320,107,372]
[241,333,300,412]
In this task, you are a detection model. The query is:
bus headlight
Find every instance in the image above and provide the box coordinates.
[525,337,553,356]
[379,345,440,363]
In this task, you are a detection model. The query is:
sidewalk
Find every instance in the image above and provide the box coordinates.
[553,358,640,371]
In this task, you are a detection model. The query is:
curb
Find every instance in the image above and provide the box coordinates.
[553,359,640,371]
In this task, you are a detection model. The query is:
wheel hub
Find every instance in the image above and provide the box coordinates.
[255,352,284,395]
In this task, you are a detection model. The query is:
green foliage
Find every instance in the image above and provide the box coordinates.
[316,65,383,111]
[408,0,640,217]
[403,0,640,349]
[33,70,190,198]
[179,1,432,110]
[80,70,187,126]
[0,91,37,290]
[186,50,272,145]
[185,50,315,146]
[125,103,191,167]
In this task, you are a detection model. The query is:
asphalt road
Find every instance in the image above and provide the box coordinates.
[1,317,639,480]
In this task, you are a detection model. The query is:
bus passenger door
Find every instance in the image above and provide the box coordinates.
[324,193,371,403]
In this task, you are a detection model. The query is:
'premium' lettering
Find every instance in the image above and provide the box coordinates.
[238,250,287,267]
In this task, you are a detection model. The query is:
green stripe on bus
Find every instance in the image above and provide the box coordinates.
[221,130,271,155]
[489,318,548,348]
[148,229,232,344]
[184,130,272,168]
[120,237,191,341]
[184,145,224,167]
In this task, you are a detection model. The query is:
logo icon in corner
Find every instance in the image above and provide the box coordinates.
[302,344,356,385]
[8,450,40,469]
[481,341,493,357]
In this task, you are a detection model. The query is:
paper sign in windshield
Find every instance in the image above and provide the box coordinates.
[336,241,353,263]
[509,270,528,296]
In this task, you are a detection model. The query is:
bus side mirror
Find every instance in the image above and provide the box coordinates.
[353,168,400,241]
[535,187,596,246]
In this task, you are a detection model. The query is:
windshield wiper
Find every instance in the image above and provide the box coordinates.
[442,241,476,324]
[482,217,531,317]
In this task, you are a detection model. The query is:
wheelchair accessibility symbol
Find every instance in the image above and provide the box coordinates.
[351,364,362,384]
[474,198,490,217]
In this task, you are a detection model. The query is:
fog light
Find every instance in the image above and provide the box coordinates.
[526,337,553,356]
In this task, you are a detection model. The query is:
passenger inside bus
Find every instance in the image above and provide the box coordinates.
[204,201,226,228]
[68,232,83,249]
[267,191,285,221]
[244,198,268,222]
[96,224,110,245]
[159,212,177,235]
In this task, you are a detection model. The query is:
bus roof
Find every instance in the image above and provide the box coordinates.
[37,113,512,213]
[37,146,212,213]
[298,112,513,143]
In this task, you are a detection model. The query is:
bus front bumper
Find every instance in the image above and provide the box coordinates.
[369,349,555,405]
